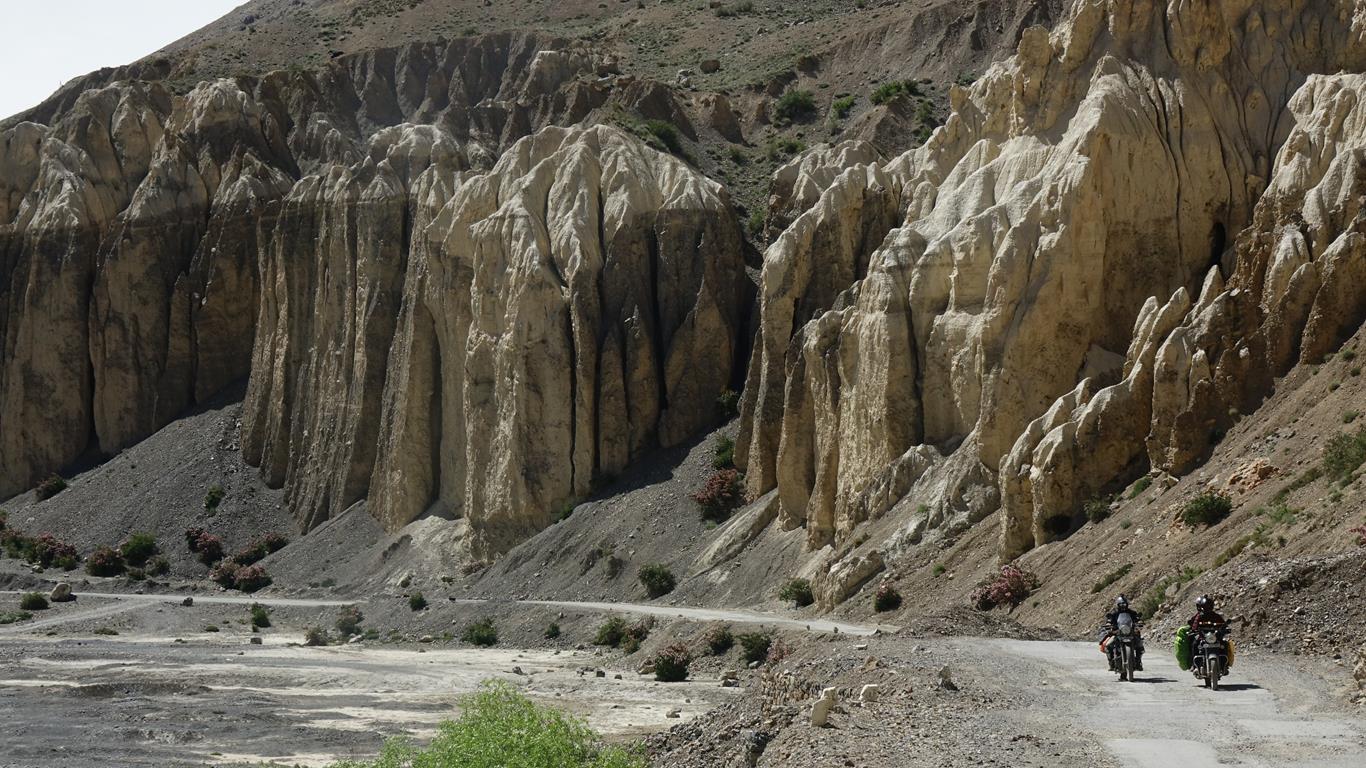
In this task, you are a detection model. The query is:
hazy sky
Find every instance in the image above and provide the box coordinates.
[1,1,246,120]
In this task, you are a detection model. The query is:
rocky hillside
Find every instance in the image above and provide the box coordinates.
[3,0,1366,640]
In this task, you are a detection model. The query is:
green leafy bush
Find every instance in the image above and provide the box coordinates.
[85,546,126,577]
[409,592,428,611]
[712,436,736,470]
[870,80,920,105]
[774,89,817,122]
[1182,490,1233,527]
[642,120,683,155]
[653,644,691,682]
[250,603,272,629]
[1128,476,1153,499]
[0,611,33,625]
[19,592,48,611]
[544,622,562,640]
[638,564,676,599]
[704,625,734,655]
[204,485,225,510]
[304,626,329,646]
[1323,427,1366,480]
[778,578,814,607]
[1083,496,1112,523]
[738,633,772,664]
[763,136,805,160]
[119,533,158,567]
[335,605,364,638]
[594,617,629,648]
[717,389,741,419]
[831,95,856,118]
[328,680,647,768]
[463,618,499,647]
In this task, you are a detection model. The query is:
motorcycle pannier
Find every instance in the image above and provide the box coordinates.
[1174,626,1192,671]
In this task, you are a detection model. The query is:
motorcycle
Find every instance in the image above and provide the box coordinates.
[1191,624,1229,690]
[1107,613,1141,682]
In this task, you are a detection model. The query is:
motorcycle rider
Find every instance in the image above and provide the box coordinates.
[1187,594,1230,673]
[1100,594,1144,671]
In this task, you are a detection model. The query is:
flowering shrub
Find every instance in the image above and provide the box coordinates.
[232,532,291,566]
[35,474,68,501]
[766,638,794,666]
[621,618,653,653]
[185,527,206,551]
[31,534,78,570]
[971,564,1041,611]
[233,564,272,593]
[1351,524,1366,546]
[653,643,692,682]
[691,469,746,523]
[210,560,241,588]
[194,533,225,565]
[873,582,902,613]
[85,546,126,577]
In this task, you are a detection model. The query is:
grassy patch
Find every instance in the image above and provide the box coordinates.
[0,611,32,625]
[712,436,735,470]
[773,90,817,123]
[1136,566,1202,618]
[1090,563,1133,594]
[1127,476,1153,499]
[1083,495,1113,523]
[1323,427,1366,480]
[830,95,856,119]
[462,619,498,647]
[870,80,920,105]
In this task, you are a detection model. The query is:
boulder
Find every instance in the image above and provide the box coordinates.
[809,687,837,727]
[49,583,73,602]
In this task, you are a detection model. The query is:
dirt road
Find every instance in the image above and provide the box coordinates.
[991,639,1364,767]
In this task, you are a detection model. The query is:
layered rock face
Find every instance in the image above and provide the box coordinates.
[737,0,1366,577]
[2,33,746,557]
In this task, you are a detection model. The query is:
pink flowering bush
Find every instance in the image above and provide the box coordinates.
[971,564,1041,611]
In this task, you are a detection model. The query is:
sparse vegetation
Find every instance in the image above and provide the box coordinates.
[1084,495,1112,523]
[778,578,814,607]
[703,625,734,655]
[328,680,647,768]
[409,592,428,611]
[1275,466,1323,502]
[544,622,561,640]
[463,618,499,647]
[85,546,126,577]
[717,388,741,419]
[932,564,947,578]
[594,616,629,648]
[715,1,755,18]
[620,618,653,654]
[971,564,1040,611]
[691,469,745,523]
[35,474,68,501]
[1090,563,1133,594]
[147,556,170,577]
[870,80,920,105]
[119,533,159,567]
[712,435,735,469]
[1136,565,1202,618]
[1351,524,1366,546]
[335,605,364,638]
[204,484,226,510]
[642,119,683,155]
[764,136,805,160]
[1182,490,1233,527]
[1345,410,1360,424]
[605,554,626,580]
[210,560,241,588]
[1323,427,1366,480]
[203,625,220,633]
[0,611,32,625]
[831,95,856,119]
[19,592,48,611]
[653,644,691,682]
[873,582,902,613]
[304,626,329,646]
[1128,476,1153,499]
[638,564,676,599]
[250,603,272,629]
[738,633,772,664]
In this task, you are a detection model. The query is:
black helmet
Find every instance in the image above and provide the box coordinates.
[1195,595,1214,612]
[1115,595,1129,611]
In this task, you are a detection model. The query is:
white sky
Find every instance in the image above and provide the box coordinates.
[0,1,247,120]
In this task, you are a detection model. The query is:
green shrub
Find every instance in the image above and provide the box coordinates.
[620,618,653,654]
[1346,410,1360,424]
[1182,490,1233,527]
[594,616,629,647]
[704,625,734,655]
[204,485,226,510]
[119,533,158,567]
[304,626,329,646]
[764,136,805,160]
[1090,563,1132,594]
[146,556,170,577]
[0,611,32,625]
[1127,476,1153,499]
[653,643,691,682]
[85,546,126,577]
[932,564,947,577]
[409,592,428,611]
[463,619,499,647]
[870,80,920,105]
[1261,501,1298,526]
[250,603,272,629]
[738,633,772,664]
[642,120,683,155]
[328,680,647,768]
[1323,428,1366,480]
[19,592,48,611]
[715,1,755,18]
[1136,566,1202,618]
[335,605,364,638]
[830,95,856,119]
[713,436,736,469]
[638,564,676,599]
[778,578,814,607]
[35,474,68,501]
[544,622,561,640]
[605,555,626,579]
[93,627,118,636]
[1083,496,1112,523]
[873,583,902,612]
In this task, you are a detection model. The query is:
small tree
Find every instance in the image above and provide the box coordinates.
[335,605,364,638]
[639,564,676,598]
[85,546,126,577]
[653,643,692,682]
[779,578,814,607]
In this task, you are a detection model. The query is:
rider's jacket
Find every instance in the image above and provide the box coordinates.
[1187,610,1228,638]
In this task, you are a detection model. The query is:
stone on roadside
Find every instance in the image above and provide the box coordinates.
[859,684,880,703]
[810,687,837,727]
[49,583,73,602]
[181,597,194,607]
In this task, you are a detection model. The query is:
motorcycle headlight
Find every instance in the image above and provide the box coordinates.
[1203,632,1218,644]
[1119,624,1133,636]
